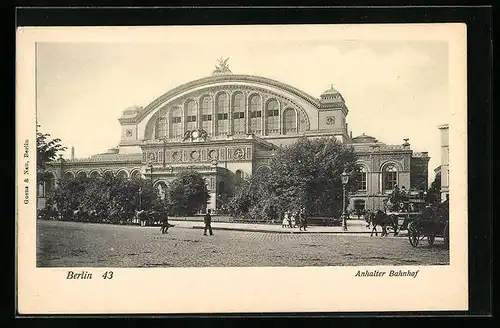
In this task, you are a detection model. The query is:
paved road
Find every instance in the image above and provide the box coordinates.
[37,220,449,267]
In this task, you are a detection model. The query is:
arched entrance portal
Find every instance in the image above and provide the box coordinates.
[154,181,168,200]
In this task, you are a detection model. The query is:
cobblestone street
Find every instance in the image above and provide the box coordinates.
[37,220,449,267]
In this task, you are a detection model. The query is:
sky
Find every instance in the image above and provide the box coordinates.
[36,31,450,185]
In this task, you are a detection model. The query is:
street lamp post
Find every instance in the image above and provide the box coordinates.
[341,169,350,231]
[138,187,142,211]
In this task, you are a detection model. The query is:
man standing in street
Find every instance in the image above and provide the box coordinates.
[161,211,170,234]
[204,209,213,236]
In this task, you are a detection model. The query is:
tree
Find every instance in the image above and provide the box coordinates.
[426,172,441,204]
[229,137,360,220]
[36,123,67,198]
[166,171,210,216]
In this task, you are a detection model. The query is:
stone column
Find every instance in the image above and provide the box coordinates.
[212,95,216,136]
[195,99,200,130]
[261,96,265,135]
[228,93,232,135]
[278,100,282,135]
[245,93,250,134]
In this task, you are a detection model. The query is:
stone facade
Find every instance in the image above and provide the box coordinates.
[40,68,430,212]
[438,124,450,202]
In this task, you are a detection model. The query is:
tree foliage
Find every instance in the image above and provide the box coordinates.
[37,123,67,187]
[228,137,360,221]
[166,171,210,216]
[48,175,162,223]
[425,173,441,204]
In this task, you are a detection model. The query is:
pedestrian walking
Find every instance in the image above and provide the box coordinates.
[160,211,170,234]
[203,209,213,236]
[299,208,308,231]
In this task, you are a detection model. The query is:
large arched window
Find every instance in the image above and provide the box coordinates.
[154,107,168,139]
[155,117,167,139]
[216,93,229,136]
[169,107,183,138]
[266,99,280,135]
[201,95,213,136]
[155,181,168,200]
[283,108,297,134]
[357,166,367,191]
[383,164,398,191]
[249,95,262,134]
[185,100,197,131]
[232,92,245,135]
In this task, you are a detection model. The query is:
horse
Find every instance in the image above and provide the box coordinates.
[367,210,399,237]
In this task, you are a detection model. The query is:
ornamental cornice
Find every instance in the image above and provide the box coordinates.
[120,74,319,124]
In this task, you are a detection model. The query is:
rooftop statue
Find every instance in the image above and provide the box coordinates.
[212,57,232,74]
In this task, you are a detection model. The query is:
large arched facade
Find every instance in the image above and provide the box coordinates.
[42,68,429,213]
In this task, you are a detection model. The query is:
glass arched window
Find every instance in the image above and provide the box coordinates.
[131,170,142,180]
[249,95,262,134]
[383,164,398,191]
[103,171,114,179]
[357,166,367,191]
[235,170,243,180]
[89,171,101,179]
[266,99,279,135]
[283,108,297,134]
[185,100,197,131]
[76,171,88,179]
[216,93,229,136]
[169,107,183,139]
[232,92,245,134]
[116,170,128,179]
[155,117,167,139]
[201,96,213,136]
[155,181,168,200]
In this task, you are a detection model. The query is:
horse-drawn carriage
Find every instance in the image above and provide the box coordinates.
[407,201,449,248]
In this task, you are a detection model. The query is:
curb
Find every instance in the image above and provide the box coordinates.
[190,226,403,235]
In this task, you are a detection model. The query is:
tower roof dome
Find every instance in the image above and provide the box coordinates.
[321,85,341,96]
[320,85,344,104]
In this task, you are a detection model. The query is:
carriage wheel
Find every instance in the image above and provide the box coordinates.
[408,224,420,247]
[427,235,435,246]
[443,223,449,248]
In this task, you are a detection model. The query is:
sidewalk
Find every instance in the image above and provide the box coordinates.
[169,219,409,236]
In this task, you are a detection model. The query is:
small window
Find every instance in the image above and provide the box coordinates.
[172,117,181,124]
[217,113,228,120]
[187,115,197,123]
[202,114,212,121]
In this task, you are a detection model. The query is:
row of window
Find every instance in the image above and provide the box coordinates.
[155,103,299,139]
[355,165,398,192]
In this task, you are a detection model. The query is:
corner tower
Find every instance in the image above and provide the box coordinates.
[318,85,350,143]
